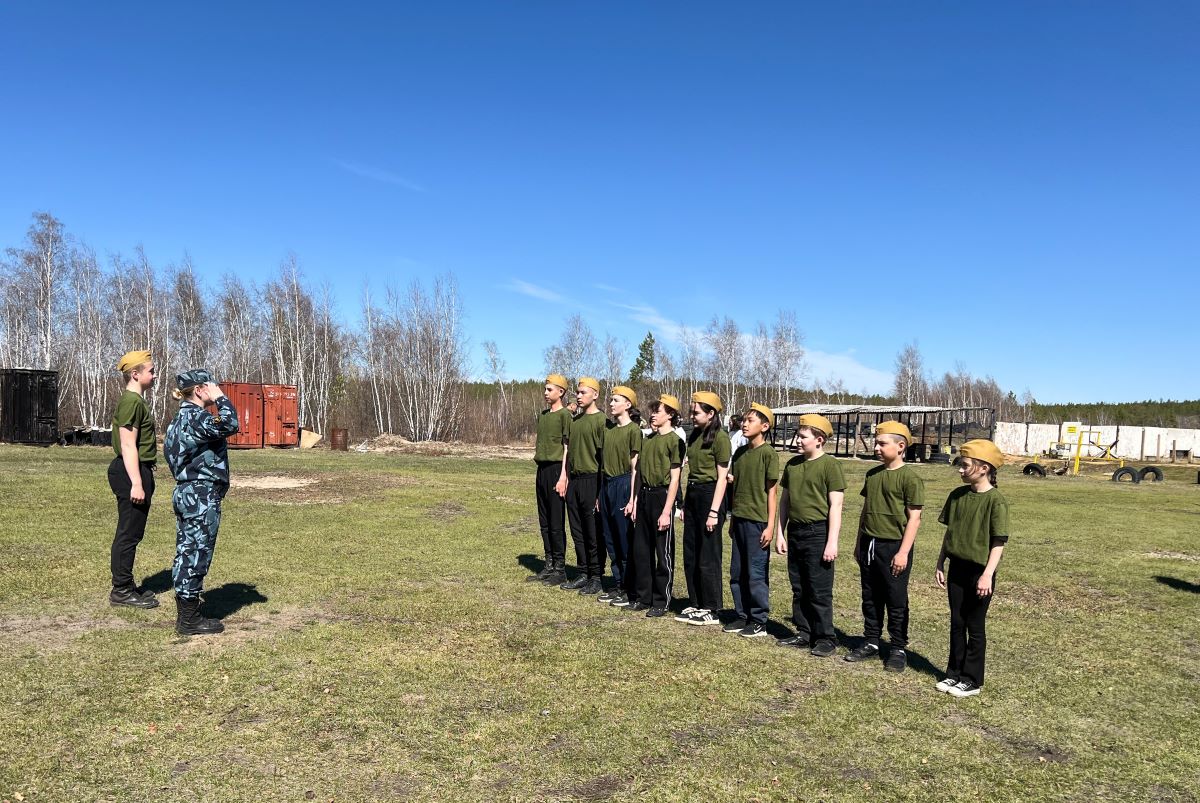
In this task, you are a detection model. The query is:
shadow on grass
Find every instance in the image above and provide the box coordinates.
[517,553,546,577]
[140,569,174,594]
[202,582,269,619]
[1155,575,1200,594]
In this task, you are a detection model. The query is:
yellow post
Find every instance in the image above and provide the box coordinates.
[1073,428,1086,476]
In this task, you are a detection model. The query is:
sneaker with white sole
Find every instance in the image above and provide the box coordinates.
[935,677,959,693]
[843,643,880,663]
[688,609,721,626]
[722,618,747,633]
[738,622,768,638]
[674,606,699,623]
[948,681,980,698]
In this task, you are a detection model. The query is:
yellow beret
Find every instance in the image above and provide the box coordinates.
[797,414,833,438]
[876,421,913,444]
[658,394,681,413]
[545,374,569,391]
[748,403,775,429]
[578,377,601,394]
[117,350,152,372]
[958,439,1004,469]
[611,385,638,406]
[691,391,723,412]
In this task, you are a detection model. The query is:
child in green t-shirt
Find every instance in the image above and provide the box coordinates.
[845,421,924,672]
[723,403,779,639]
[935,439,1010,698]
[529,374,572,586]
[774,414,845,657]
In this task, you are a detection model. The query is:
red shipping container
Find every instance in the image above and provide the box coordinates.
[221,382,264,449]
[263,384,299,447]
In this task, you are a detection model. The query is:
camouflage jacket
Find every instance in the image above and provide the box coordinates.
[165,396,240,486]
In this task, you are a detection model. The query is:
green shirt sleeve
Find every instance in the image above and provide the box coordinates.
[765,448,780,483]
[904,469,925,508]
[713,431,731,465]
[990,494,1009,538]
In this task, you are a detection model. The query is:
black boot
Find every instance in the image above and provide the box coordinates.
[110,585,159,609]
[541,556,566,586]
[175,595,225,636]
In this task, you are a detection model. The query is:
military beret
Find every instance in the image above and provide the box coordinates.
[658,394,681,414]
[117,350,152,372]
[876,421,913,444]
[748,403,775,429]
[691,391,724,413]
[797,414,834,438]
[958,439,1004,469]
[611,385,638,406]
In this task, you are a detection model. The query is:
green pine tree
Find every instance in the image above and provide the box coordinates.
[627,332,655,384]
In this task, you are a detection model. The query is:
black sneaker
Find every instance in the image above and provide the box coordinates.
[646,607,667,618]
[541,570,566,586]
[579,578,603,595]
[738,622,768,639]
[810,639,837,658]
[608,592,631,607]
[597,588,619,603]
[688,610,721,626]
[674,606,699,623]
[885,649,907,673]
[525,565,552,582]
[627,601,651,612]
[722,619,747,633]
[843,643,880,663]
[560,576,588,591]
[109,587,159,609]
[947,680,980,698]
[775,634,810,649]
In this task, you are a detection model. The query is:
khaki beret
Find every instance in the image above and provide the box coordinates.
[658,394,681,414]
[691,391,723,412]
[747,403,775,429]
[545,374,569,391]
[611,385,638,406]
[797,414,834,438]
[876,421,913,444]
[117,350,152,373]
[958,439,1004,469]
[578,377,601,394]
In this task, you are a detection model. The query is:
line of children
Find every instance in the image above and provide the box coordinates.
[527,397,1010,697]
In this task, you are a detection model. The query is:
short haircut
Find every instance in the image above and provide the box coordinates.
[121,362,149,383]
[882,433,908,447]
[648,399,680,427]
[745,409,770,427]
[798,425,827,442]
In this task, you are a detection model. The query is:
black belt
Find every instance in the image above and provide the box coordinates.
[641,483,669,491]
[687,479,717,487]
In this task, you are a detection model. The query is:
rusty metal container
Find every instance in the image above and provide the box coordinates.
[221,382,264,449]
[330,428,349,451]
[262,384,299,447]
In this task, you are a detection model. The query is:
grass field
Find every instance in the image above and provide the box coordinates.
[1,444,1198,802]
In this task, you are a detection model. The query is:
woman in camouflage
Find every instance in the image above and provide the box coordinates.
[164,369,239,636]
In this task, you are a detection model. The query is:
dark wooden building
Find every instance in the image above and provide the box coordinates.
[0,369,59,445]
[770,404,995,462]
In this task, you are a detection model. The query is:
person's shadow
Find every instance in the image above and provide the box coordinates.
[140,569,174,594]
[201,583,269,618]
[1155,575,1200,594]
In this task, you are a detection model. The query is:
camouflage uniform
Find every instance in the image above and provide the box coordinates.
[164,391,239,599]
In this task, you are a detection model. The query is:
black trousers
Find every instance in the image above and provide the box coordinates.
[856,535,911,649]
[535,461,566,562]
[787,520,835,641]
[947,558,995,686]
[566,472,604,578]
[627,486,674,608]
[682,482,725,611]
[108,457,155,590]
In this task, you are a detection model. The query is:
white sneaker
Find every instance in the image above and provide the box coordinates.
[688,609,721,626]
[674,606,698,623]
[948,681,980,698]
[935,677,959,693]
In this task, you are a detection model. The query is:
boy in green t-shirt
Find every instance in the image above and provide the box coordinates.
[774,414,845,657]
[107,349,160,609]
[561,377,607,595]
[723,403,779,639]
[845,421,924,672]
[529,374,572,586]
[935,439,1009,698]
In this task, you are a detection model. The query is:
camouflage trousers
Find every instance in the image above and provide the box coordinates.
[172,481,227,599]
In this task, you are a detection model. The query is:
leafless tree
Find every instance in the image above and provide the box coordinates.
[602,334,625,393]
[543,314,600,382]
[214,274,266,383]
[769,310,806,406]
[705,316,745,416]
[170,255,214,371]
[392,274,466,441]
[676,324,705,402]
[66,246,113,426]
[483,339,512,438]
[892,341,928,406]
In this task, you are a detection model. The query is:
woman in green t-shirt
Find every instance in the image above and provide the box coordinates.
[675,391,731,627]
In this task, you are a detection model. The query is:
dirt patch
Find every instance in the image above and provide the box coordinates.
[356,435,534,461]
[555,773,629,802]
[427,501,469,519]
[230,472,416,505]
[169,604,413,654]
[0,614,139,654]
[1145,550,1200,562]
[232,475,316,490]
[501,515,536,534]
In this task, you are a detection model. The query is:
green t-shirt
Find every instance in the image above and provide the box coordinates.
[567,411,606,475]
[111,390,156,463]
[686,428,732,483]
[534,407,571,463]
[780,453,846,525]
[859,464,924,541]
[639,429,684,487]
[730,441,780,523]
[939,486,1009,566]
[602,420,642,478]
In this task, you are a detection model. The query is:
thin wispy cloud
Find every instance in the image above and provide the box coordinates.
[610,301,687,343]
[333,159,426,192]
[592,283,622,293]
[505,279,568,304]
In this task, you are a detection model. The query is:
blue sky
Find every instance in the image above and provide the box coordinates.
[2,2,1197,403]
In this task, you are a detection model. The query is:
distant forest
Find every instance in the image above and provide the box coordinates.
[1025,400,1200,429]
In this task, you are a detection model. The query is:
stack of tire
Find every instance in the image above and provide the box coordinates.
[1021,463,1164,483]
